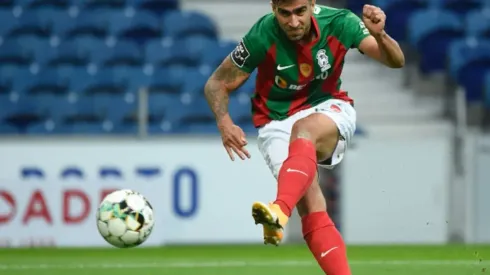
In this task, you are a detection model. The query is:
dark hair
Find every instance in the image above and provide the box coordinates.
[272,0,311,5]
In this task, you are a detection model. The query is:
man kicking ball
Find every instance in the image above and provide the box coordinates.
[203,1,404,274]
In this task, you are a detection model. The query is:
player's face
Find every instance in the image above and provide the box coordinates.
[272,0,315,41]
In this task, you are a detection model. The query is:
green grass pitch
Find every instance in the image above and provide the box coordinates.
[1,244,489,275]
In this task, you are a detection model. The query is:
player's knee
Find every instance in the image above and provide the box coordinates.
[291,115,325,143]
[291,114,339,159]
[296,182,326,217]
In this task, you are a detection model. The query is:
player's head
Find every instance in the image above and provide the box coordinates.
[271,0,315,42]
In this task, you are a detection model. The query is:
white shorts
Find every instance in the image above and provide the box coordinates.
[257,99,357,179]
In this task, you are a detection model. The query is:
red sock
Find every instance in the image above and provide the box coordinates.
[302,212,351,275]
[273,138,317,217]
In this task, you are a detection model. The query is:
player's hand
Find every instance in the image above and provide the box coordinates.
[218,117,251,161]
[362,4,386,37]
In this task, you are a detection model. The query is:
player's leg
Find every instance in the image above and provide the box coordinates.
[251,113,329,240]
[297,175,351,275]
[254,122,291,245]
[253,114,325,245]
[253,99,355,274]
[293,100,355,275]
[272,99,355,219]
[295,174,325,217]
[252,99,354,237]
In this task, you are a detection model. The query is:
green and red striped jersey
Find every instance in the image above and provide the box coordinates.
[230,5,370,127]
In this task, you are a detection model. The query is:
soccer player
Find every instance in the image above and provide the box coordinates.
[204,1,404,274]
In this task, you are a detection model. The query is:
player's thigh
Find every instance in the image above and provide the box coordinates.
[314,99,357,169]
[257,122,291,179]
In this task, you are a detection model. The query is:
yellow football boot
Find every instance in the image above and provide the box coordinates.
[251,201,289,246]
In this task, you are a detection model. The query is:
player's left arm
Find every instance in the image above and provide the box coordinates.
[357,5,405,68]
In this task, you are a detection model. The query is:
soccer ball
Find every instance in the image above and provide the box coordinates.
[96,189,155,248]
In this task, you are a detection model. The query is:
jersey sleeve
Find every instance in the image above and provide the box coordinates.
[339,12,371,49]
[229,24,267,73]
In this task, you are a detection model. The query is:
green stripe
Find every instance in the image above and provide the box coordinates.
[305,44,333,107]
[265,41,298,120]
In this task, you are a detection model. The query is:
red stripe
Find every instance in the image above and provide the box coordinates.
[322,35,353,104]
[252,44,277,127]
[285,16,321,116]
[287,45,314,116]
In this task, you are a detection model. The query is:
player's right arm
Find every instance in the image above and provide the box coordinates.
[204,56,250,129]
[204,56,251,161]
[205,35,266,124]
[204,31,267,161]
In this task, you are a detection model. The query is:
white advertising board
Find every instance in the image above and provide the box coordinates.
[342,134,451,244]
[0,138,277,247]
[471,133,490,243]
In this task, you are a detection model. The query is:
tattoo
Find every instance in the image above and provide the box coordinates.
[204,57,250,122]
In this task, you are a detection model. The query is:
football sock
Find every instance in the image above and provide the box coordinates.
[273,138,317,217]
[302,212,351,275]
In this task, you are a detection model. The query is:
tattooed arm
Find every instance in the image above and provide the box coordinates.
[204,56,252,161]
[204,56,250,125]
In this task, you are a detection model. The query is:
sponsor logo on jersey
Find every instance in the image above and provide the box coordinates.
[274,71,330,91]
[316,49,331,72]
[275,49,333,91]
[275,76,288,89]
[230,40,250,68]
[300,63,312,77]
[275,76,306,91]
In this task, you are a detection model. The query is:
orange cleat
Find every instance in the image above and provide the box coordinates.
[251,201,289,246]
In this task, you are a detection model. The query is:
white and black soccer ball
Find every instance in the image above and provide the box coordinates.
[96,189,155,248]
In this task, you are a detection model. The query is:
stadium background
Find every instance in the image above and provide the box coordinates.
[1,0,490,274]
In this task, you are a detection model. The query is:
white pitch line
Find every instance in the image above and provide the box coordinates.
[0,260,486,270]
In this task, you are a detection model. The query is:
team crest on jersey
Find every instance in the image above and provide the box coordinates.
[300,63,312,77]
[316,49,331,72]
[313,5,321,14]
[330,104,341,113]
[230,41,250,68]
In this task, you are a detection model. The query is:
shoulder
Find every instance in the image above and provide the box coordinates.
[238,13,278,56]
[230,13,277,70]
[313,5,358,27]
[245,13,278,43]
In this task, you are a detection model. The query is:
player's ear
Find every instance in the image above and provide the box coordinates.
[310,0,316,8]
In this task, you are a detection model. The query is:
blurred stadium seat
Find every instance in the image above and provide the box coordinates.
[448,38,490,102]
[161,10,218,39]
[408,9,464,74]
[373,0,429,43]
[128,0,179,15]
[465,10,490,39]
[0,0,216,136]
[0,0,382,136]
[0,9,18,39]
[429,0,484,17]
[343,0,490,127]
[483,72,490,128]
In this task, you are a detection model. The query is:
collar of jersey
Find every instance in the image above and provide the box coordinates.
[303,15,320,48]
